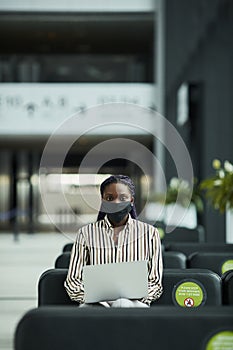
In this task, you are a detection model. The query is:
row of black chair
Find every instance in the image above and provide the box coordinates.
[165,242,233,256]
[161,225,206,243]
[63,241,233,256]
[55,249,233,276]
[62,226,206,250]
[58,241,233,306]
[187,252,233,276]
[14,239,233,350]
[15,306,233,350]
[165,242,233,276]
[38,268,233,307]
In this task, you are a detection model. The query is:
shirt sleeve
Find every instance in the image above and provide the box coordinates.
[64,230,88,304]
[141,227,163,305]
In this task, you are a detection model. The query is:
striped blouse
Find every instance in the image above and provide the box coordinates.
[64,215,163,305]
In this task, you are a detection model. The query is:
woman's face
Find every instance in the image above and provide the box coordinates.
[102,182,133,204]
[102,182,134,226]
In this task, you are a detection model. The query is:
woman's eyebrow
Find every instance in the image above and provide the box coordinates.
[104,192,129,195]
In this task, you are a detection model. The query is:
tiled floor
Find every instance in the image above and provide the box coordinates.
[0,232,75,350]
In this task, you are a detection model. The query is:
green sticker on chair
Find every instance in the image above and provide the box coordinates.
[174,280,205,307]
[222,260,233,274]
[205,330,233,349]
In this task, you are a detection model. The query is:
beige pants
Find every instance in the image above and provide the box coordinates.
[80,298,149,308]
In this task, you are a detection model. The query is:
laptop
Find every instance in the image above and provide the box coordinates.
[83,260,148,303]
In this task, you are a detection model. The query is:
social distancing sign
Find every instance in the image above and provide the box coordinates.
[205,330,233,349]
[173,280,206,307]
[222,260,233,275]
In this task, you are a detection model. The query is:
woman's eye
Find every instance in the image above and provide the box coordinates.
[106,197,113,201]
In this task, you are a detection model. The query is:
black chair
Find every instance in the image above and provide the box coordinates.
[15,306,233,350]
[188,252,233,276]
[55,252,71,268]
[222,270,233,305]
[38,269,75,306]
[154,268,222,307]
[165,242,233,257]
[162,225,205,244]
[38,268,222,307]
[62,242,73,252]
[163,251,186,268]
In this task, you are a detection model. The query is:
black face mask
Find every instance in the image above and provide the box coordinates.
[100,201,132,224]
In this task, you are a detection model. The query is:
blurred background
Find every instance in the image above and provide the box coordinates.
[0,0,232,241]
[0,1,233,348]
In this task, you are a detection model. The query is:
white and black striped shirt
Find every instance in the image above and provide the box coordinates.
[64,215,163,305]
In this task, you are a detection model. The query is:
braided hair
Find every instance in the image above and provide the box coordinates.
[97,175,137,221]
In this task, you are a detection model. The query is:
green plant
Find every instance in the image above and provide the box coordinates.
[149,177,204,213]
[200,159,233,213]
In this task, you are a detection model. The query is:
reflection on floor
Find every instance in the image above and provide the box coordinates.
[0,232,75,350]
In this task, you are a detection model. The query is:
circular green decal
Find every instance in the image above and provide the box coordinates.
[206,330,233,350]
[222,260,233,275]
[174,281,204,307]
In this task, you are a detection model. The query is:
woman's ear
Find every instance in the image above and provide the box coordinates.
[130,197,134,205]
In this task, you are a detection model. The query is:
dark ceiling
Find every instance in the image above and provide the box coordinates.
[0,134,153,153]
[0,12,154,54]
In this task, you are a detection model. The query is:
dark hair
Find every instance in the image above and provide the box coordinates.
[97,175,137,221]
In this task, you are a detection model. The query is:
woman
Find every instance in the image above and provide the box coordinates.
[64,174,163,307]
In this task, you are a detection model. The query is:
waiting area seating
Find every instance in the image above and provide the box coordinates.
[61,226,206,252]
[156,268,221,306]
[55,252,71,269]
[38,268,222,307]
[188,252,233,276]
[161,225,205,243]
[164,242,233,257]
[64,241,233,257]
[163,251,186,268]
[222,270,233,305]
[38,269,75,306]
[62,243,73,252]
[15,238,233,350]
[15,306,233,350]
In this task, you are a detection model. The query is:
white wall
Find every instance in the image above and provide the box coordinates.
[0,0,156,12]
[0,83,156,135]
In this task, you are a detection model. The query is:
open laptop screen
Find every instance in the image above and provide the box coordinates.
[83,260,148,303]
